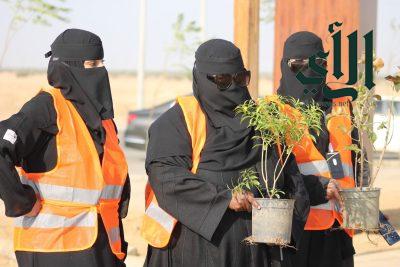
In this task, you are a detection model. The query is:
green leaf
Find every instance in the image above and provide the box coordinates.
[369,131,377,143]
[377,121,387,130]
[395,83,400,93]
[345,144,361,154]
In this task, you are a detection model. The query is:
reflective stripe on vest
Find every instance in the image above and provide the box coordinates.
[297,160,330,176]
[297,160,354,179]
[311,200,341,212]
[20,176,101,205]
[15,211,97,228]
[145,202,175,233]
[108,226,121,244]
[100,185,124,200]
[140,96,206,248]
[21,176,124,204]
[14,88,128,259]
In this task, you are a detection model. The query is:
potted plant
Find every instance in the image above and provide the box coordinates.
[233,95,323,245]
[338,57,397,231]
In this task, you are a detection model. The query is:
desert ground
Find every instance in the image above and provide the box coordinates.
[0,72,399,266]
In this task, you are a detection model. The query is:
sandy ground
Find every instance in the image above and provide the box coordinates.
[0,71,275,128]
[0,72,399,266]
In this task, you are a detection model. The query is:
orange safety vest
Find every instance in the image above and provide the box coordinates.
[280,97,355,235]
[140,96,206,248]
[14,88,128,259]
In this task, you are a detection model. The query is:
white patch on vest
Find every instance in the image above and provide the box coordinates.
[3,129,17,144]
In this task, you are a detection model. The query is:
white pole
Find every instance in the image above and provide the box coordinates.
[137,0,147,109]
[200,0,206,42]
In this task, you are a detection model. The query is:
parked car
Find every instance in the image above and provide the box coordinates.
[373,97,400,158]
[124,100,175,149]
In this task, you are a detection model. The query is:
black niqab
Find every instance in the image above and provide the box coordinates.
[46,29,114,154]
[193,39,260,171]
[277,31,330,160]
[277,31,326,105]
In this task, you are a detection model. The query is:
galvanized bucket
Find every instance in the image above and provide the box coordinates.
[252,198,295,245]
[339,187,380,230]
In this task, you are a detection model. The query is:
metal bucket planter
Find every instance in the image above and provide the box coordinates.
[339,187,381,230]
[252,198,295,245]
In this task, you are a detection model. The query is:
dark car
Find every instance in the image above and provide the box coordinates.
[124,100,175,149]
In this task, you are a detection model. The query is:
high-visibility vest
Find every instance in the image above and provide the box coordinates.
[277,96,355,235]
[14,88,128,259]
[140,96,206,248]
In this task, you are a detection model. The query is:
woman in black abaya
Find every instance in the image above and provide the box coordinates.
[0,29,130,267]
[144,39,310,267]
[277,31,360,267]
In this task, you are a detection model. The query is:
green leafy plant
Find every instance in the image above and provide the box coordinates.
[235,95,323,199]
[344,55,396,188]
[0,0,71,68]
[231,168,264,196]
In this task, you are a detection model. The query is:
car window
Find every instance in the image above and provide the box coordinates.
[375,100,400,115]
[375,101,383,114]
[394,102,400,115]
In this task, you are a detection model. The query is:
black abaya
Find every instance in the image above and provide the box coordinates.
[276,31,359,267]
[144,39,310,267]
[144,104,309,267]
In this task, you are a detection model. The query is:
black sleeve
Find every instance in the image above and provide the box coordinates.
[283,154,310,248]
[0,92,57,217]
[145,104,232,241]
[351,126,370,186]
[302,174,328,206]
[118,174,131,218]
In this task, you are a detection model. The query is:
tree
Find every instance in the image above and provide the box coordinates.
[167,13,201,77]
[0,0,71,68]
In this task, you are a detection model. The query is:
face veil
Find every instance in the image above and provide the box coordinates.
[277,31,327,106]
[46,28,113,155]
[193,39,251,131]
[191,39,260,171]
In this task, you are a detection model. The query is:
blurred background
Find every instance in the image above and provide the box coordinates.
[0,0,399,266]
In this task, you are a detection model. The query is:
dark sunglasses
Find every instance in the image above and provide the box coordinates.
[207,70,251,90]
[287,58,327,73]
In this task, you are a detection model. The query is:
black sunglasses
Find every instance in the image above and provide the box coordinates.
[287,58,327,73]
[207,70,251,90]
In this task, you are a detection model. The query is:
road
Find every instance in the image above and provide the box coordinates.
[354,248,400,267]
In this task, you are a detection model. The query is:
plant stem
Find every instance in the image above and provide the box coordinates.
[261,141,271,198]
[273,143,285,195]
[354,152,358,189]
[370,106,393,187]
[273,147,293,193]
[256,185,265,198]
[359,125,365,188]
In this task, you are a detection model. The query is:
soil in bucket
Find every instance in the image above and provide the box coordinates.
[339,187,380,230]
[252,198,295,245]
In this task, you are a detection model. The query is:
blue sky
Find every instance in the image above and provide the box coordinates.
[0,0,399,74]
